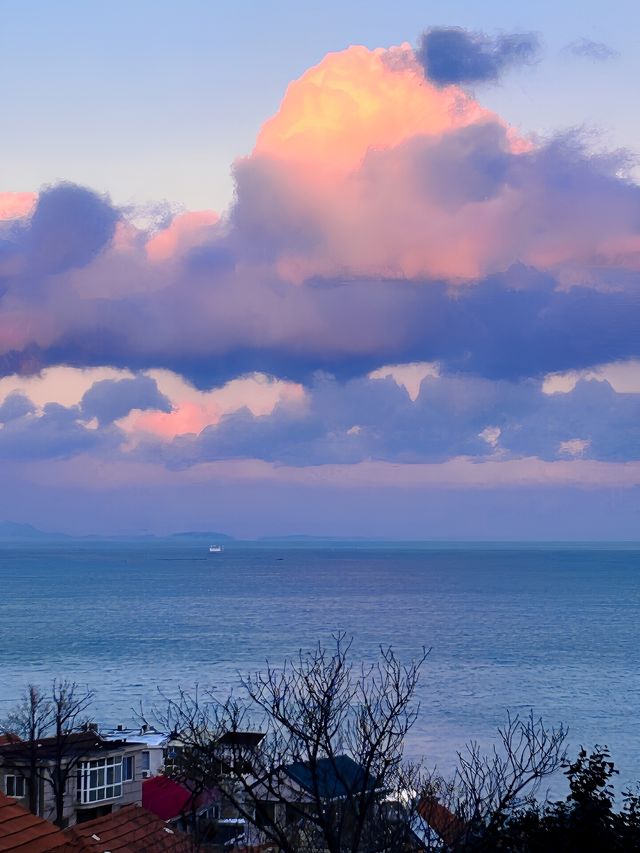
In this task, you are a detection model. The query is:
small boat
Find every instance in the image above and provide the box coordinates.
[209,544,224,553]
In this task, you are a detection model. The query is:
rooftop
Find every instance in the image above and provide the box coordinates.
[142,776,218,822]
[284,755,378,800]
[66,803,197,852]
[0,732,128,763]
[100,726,168,749]
[0,790,78,853]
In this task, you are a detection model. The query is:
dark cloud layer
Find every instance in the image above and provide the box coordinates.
[416,27,540,85]
[3,267,638,389]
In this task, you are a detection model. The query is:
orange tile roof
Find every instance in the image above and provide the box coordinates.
[66,804,197,852]
[418,795,467,848]
[0,791,78,852]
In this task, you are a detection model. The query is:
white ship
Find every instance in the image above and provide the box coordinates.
[209,544,224,553]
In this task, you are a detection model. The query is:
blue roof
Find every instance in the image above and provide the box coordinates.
[284,755,378,800]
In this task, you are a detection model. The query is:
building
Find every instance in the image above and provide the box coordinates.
[0,730,147,828]
[100,725,168,778]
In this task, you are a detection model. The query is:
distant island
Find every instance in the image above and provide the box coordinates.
[0,520,233,542]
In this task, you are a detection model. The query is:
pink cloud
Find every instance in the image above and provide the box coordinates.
[119,371,306,440]
[146,210,219,261]
[255,44,501,174]
[0,192,37,220]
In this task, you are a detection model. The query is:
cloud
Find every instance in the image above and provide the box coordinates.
[1,36,640,535]
[23,184,119,276]
[0,46,639,411]
[0,392,35,422]
[146,210,219,262]
[543,360,640,395]
[564,38,619,62]
[80,375,172,425]
[0,366,133,409]
[0,192,37,221]
[118,371,305,439]
[416,27,540,86]
[253,44,498,173]
[128,372,640,468]
[0,401,116,461]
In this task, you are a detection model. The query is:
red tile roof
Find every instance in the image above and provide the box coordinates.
[0,791,78,852]
[0,735,22,747]
[66,804,196,852]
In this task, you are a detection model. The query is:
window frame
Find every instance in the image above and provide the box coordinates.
[77,756,123,804]
[122,754,135,782]
[5,774,26,798]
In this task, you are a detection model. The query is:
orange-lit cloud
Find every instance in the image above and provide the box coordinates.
[243,44,640,283]
[241,44,538,281]
[255,44,499,174]
[0,192,37,220]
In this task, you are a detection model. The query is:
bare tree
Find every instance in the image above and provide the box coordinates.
[1,679,95,827]
[47,679,96,826]
[425,711,568,851]
[146,634,429,852]
[1,684,53,813]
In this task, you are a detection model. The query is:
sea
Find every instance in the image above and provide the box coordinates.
[1,541,639,794]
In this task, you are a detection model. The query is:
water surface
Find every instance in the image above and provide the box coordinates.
[1,541,638,789]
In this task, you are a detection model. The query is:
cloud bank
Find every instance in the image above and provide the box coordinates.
[1,35,639,533]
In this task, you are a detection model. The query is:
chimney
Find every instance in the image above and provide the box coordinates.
[117,724,124,732]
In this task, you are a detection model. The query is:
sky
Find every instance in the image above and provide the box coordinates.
[0,0,639,538]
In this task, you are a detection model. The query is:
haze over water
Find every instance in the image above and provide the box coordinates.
[1,541,638,790]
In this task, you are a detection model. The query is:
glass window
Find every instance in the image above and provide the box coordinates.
[5,775,26,798]
[77,756,122,804]
[122,755,135,781]
[141,751,150,771]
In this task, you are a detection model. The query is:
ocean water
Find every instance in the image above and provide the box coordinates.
[1,541,639,790]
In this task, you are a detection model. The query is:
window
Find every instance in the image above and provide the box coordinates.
[5,775,26,798]
[77,757,122,804]
[122,755,135,782]
[140,751,150,771]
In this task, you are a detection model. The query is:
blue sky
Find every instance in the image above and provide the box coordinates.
[2,0,638,210]
[1,0,639,537]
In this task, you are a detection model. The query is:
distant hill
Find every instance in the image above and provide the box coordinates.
[0,521,70,540]
[0,521,233,542]
[168,531,234,541]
